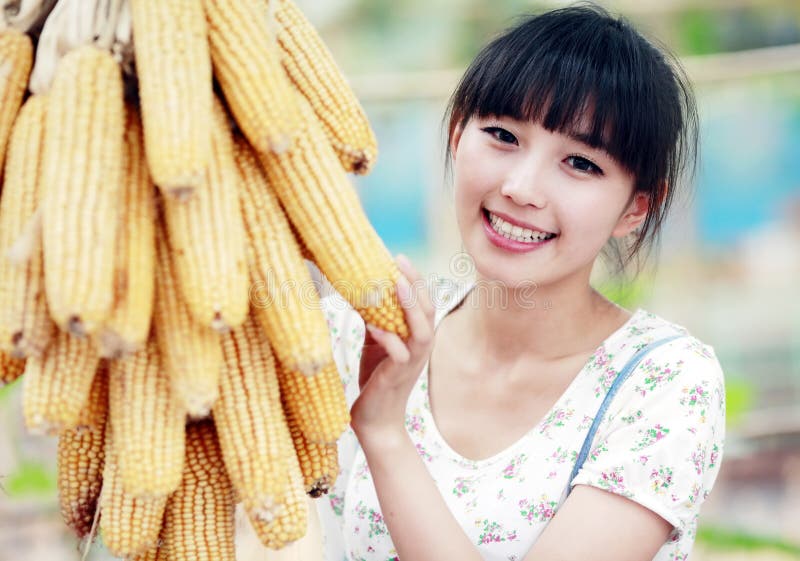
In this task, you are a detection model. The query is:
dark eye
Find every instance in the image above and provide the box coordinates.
[566,155,603,176]
[482,126,518,145]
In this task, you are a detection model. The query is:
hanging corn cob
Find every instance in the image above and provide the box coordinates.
[153,209,223,418]
[247,408,309,549]
[0,94,53,358]
[271,0,378,174]
[159,419,236,561]
[130,0,212,198]
[22,328,101,434]
[56,365,108,538]
[108,337,186,498]
[41,44,124,337]
[0,28,33,175]
[204,0,301,154]
[214,311,290,526]
[234,135,331,376]
[98,105,156,359]
[99,424,169,558]
[277,358,349,445]
[284,396,339,497]
[257,95,408,339]
[162,97,249,333]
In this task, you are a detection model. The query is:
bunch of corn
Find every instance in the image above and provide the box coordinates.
[0,0,411,558]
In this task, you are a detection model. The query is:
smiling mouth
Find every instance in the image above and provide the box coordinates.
[481,208,558,243]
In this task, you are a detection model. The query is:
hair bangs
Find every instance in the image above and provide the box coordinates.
[447,6,679,190]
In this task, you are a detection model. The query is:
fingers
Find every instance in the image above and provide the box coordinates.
[362,254,435,366]
[366,324,411,364]
[396,275,432,351]
[395,255,435,351]
[396,254,435,322]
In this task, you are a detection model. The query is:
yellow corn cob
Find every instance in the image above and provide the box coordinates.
[0,350,25,386]
[257,96,407,339]
[160,419,236,561]
[234,135,330,376]
[22,329,101,434]
[108,337,185,498]
[276,357,348,444]
[41,45,124,337]
[100,423,168,557]
[57,365,108,538]
[130,0,212,198]
[214,311,289,523]
[0,29,33,173]
[0,94,54,359]
[248,419,308,549]
[284,398,339,497]
[204,0,300,154]
[154,209,222,418]
[98,106,156,358]
[272,0,377,174]
[163,98,249,332]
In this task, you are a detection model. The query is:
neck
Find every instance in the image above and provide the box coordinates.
[457,271,625,364]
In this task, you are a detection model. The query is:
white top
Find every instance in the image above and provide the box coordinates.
[306,260,726,561]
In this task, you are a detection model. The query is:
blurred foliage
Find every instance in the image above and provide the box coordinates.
[697,525,800,556]
[0,375,20,402]
[595,273,653,310]
[676,9,722,55]
[675,5,800,55]
[724,377,754,428]
[3,460,57,498]
[1,378,57,499]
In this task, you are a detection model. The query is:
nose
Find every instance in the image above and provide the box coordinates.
[499,154,548,209]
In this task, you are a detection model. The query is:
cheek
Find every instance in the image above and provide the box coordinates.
[558,198,625,253]
[453,153,506,203]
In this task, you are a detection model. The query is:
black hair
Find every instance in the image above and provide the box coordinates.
[442,2,699,279]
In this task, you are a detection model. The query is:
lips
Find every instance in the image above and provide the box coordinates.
[480,207,557,253]
[482,208,557,236]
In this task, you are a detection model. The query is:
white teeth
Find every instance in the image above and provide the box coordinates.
[487,211,554,243]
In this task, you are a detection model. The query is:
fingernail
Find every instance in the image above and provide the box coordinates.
[396,253,410,268]
[397,278,414,307]
[366,324,386,336]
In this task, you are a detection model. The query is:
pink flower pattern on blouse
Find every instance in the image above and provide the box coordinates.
[306,261,726,561]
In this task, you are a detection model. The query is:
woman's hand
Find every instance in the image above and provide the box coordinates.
[351,254,436,442]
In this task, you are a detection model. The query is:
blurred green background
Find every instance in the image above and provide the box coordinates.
[3,0,800,559]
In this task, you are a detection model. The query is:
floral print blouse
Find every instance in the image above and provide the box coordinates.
[305,261,726,561]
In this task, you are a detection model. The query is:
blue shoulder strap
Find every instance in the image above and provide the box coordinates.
[566,333,685,497]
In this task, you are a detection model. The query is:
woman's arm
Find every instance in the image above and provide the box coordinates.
[523,485,673,561]
[357,426,484,561]
[352,254,484,561]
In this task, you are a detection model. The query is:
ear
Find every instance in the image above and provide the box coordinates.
[450,120,465,159]
[611,190,650,238]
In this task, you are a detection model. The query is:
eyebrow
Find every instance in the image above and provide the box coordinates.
[564,129,612,156]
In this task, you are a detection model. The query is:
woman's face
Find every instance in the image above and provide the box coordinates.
[450,114,648,289]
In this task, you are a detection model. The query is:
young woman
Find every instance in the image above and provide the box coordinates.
[309,4,726,560]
